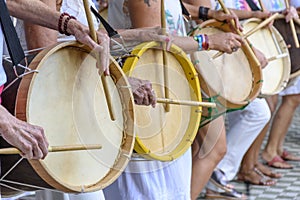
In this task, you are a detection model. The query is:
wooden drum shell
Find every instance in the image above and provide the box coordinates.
[1,41,135,195]
[191,20,263,109]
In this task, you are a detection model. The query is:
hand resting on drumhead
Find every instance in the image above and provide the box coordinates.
[0,106,49,160]
[127,77,156,108]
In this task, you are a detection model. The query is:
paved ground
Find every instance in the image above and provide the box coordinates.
[198,102,300,200]
[2,101,300,200]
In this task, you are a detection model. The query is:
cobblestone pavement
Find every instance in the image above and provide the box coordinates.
[198,104,300,200]
[2,103,300,200]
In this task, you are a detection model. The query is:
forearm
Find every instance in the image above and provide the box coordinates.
[23,0,57,50]
[7,0,59,31]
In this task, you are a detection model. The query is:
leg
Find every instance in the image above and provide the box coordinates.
[191,116,227,200]
[218,98,270,181]
[262,94,300,168]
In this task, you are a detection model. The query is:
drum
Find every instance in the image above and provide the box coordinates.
[122,41,202,161]
[191,20,262,120]
[0,41,135,195]
[274,19,300,78]
[242,18,291,96]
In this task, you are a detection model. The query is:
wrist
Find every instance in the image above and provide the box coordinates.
[198,6,210,21]
[58,12,77,36]
[194,34,209,51]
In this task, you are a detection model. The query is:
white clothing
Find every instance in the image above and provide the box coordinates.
[261,0,286,12]
[218,98,270,181]
[207,0,271,191]
[35,190,105,200]
[105,1,192,200]
[58,0,99,42]
[207,98,270,192]
[280,76,300,96]
[104,149,192,200]
[291,0,300,8]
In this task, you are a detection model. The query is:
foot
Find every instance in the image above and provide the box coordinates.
[262,152,293,169]
[237,167,276,186]
[209,169,234,192]
[255,162,282,178]
[205,188,247,200]
[281,150,300,161]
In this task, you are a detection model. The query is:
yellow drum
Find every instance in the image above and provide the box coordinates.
[242,18,291,96]
[0,41,135,195]
[122,41,202,161]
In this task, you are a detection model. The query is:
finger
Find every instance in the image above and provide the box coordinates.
[25,130,44,159]
[133,88,145,105]
[142,90,150,106]
[34,126,49,159]
[151,91,156,108]
[232,34,244,45]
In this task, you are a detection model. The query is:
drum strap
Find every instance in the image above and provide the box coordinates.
[245,0,261,11]
[0,0,25,67]
[90,6,119,38]
[179,0,191,19]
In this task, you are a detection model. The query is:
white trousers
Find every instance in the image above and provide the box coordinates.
[103,148,192,200]
[35,190,105,200]
[217,98,270,181]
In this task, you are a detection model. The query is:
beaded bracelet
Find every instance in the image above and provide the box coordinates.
[58,12,69,34]
[58,12,77,36]
[63,15,77,36]
[198,6,209,21]
[194,34,209,51]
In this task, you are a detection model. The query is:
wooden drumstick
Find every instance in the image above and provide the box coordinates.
[257,0,266,11]
[161,0,170,112]
[267,53,289,62]
[0,144,102,155]
[157,98,216,108]
[289,69,300,79]
[212,13,279,59]
[243,13,279,38]
[215,0,260,67]
[83,0,116,121]
[284,0,299,48]
[277,14,300,26]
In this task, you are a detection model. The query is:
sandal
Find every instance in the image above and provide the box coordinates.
[281,150,300,161]
[255,162,282,178]
[264,155,293,169]
[209,168,233,192]
[237,167,276,186]
[205,188,247,200]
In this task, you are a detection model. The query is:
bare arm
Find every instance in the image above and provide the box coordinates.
[23,0,57,50]
[7,0,110,75]
[126,0,243,54]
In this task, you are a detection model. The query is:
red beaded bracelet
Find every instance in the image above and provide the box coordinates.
[58,12,69,34]
[203,34,209,50]
[63,15,76,36]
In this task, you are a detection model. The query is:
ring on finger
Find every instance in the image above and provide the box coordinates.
[231,47,238,52]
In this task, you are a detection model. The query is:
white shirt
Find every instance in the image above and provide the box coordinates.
[0,24,7,87]
[291,0,300,8]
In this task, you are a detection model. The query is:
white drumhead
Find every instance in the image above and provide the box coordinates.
[24,42,134,192]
